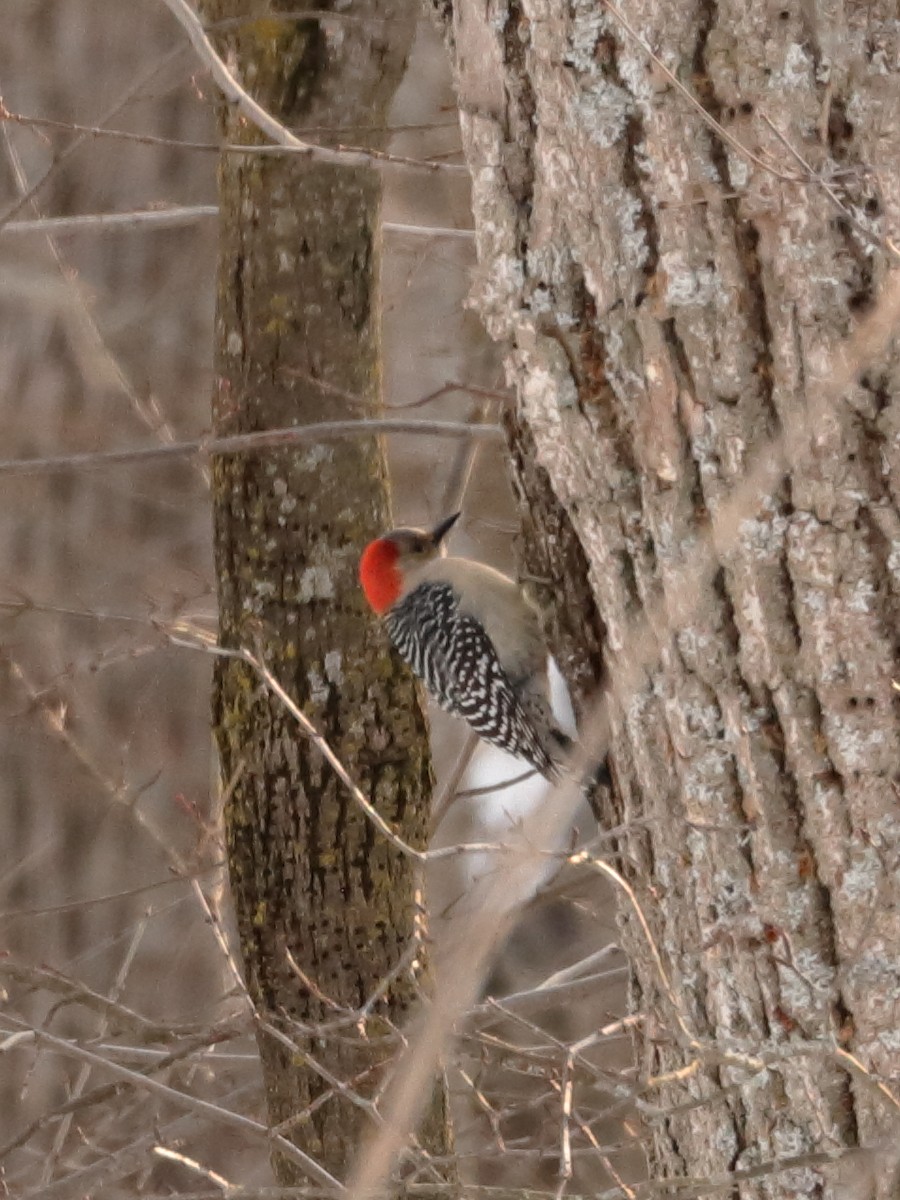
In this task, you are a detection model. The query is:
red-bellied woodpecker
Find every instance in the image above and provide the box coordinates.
[359,511,607,785]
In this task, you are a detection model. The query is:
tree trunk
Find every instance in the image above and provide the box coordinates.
[202,2,453,1185]
[441,0,900,1194]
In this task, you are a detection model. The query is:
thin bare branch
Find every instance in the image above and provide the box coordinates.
[430,732,480,830]
[0,48,186,233]
[389,381,513,411]
[0,206,219,236]
[157,0,464,174]
[0,106,456,146]
[0,1023,244,1165]
[5,1020,343,1193]
[0,419,502,477]
[0,959,206,1039]
[0,870,215,920]
[152,1146,234,1192]
[0,205,472,240]
[0,119,202,479]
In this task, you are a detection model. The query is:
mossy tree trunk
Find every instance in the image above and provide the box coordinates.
[440,0,900,1194]
[201,1,453,1185]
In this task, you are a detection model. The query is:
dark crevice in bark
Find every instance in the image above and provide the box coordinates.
[806,872,861,1149]
[660,318,698,416]
[638,524,659,599]
[864,504,900,657]
[232,257,246,358]
[359,786,377,903]
[691,0,719,115]
[841,231,876,315]
[832,998,862,1147]
[723,773,758,886]
[694,2,778,432]
[731,218,777,428]
[282,22,328,113]
[687,459,710,534]
[624,797,655,878]
[803,689,852,841]
[710,566,741,661]
[774,513,804,654]
[502,0,536,219]
[725,1097,747,1174]
[859,369,893,418]
[605,36,658,296]
[851,425,900,645]
[706,568,772,862]
[826,95,855,163]
[623,111,659,291]
[659,1110,692,1180]
[616,546,642,616]
[505,415,608,702]
[826,97,879,313]
[427,0,454,43]
[572,284,620,421]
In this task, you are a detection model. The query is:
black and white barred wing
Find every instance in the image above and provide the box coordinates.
[385,582,554,778]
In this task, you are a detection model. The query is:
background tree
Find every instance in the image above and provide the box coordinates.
[0,2,481,1194]
[197,0,455,1186]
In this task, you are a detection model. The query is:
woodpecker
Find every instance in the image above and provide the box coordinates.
[359,511,602,784]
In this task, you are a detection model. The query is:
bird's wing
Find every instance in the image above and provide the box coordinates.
[386,583,555,777]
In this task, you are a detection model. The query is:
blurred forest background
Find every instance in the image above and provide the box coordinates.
[5,0,899,1196]
[0,3,625,1195]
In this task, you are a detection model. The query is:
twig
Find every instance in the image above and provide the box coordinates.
[834,1047,900,1113]
[389,381,513,411]
[759,112,894,256]
[0,108,454,148]
[440,400,494,515]
[555,1056,574,1200]
[4,1019,343,1193]
[152,1147,233,1192]
[0,206,219,235]
[0,418,502,477]
[452,767,537,800]
[163,624,515,866]
[430,732,480,830]
[597,0,798,183]
[0,47,186,233]
[40,918,150,1187]
[157,0,464,175]
[0,959,203,1040]
[0,869,215,920]
[0,117,202,479]
[469,967,632,1022]
[0,1022,243,1165]
[567,850,693,1043]
[0,206,473,240]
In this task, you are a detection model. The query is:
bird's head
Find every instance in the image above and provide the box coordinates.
[359,511,460,614]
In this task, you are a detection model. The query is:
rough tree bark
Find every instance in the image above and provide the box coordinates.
[440,0,900,1195]
[201,1,453,1185]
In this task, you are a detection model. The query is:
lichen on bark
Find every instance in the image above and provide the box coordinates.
[202,0,453,1185]
[440,0,900,1192]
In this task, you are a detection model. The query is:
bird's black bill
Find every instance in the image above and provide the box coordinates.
[430,511,461,546]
